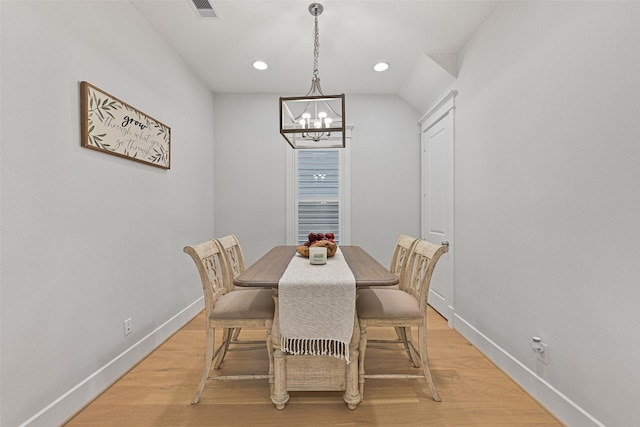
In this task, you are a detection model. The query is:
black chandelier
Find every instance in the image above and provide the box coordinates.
[279,3,346,149]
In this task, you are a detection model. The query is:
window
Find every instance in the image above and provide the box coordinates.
[297,150,341,244]
[286,142,351,246]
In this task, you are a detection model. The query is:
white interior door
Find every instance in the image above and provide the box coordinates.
[420,92,456,322]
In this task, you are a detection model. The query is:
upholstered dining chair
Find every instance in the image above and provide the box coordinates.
[215,234,266,347]
[183,239,274,404]
[356,239,449,401]
[365,234,419,364]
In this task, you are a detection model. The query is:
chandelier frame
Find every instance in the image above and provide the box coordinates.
[279,2,346,149]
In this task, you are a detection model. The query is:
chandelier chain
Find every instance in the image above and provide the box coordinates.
[312,13,319,80]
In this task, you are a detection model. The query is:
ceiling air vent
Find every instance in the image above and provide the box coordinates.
[190,0,218,19]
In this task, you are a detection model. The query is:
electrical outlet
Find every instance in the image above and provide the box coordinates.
[124,318,132,336]
[532,337,548,364]
[536,341,548,364]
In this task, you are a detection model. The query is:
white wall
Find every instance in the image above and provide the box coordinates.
[452,2,640,426]
[0,2,215,426]
[213,94,289,265]
[348,95,422,264]
[213,94,422,267]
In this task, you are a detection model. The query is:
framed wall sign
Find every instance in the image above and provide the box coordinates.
[80,81,171,169]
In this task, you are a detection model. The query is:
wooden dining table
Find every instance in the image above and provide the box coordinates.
[234,245,398,409]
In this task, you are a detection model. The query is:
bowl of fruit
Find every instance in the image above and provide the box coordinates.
[296,233,338,258]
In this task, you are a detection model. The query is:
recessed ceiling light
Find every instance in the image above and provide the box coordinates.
[374,62,389,72]
[252,60,268,71]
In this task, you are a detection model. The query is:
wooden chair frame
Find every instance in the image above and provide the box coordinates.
[357,239,449,401]
[215,234,269,347]
[215,234,245,290]
[390,234,419,282]
[184,239,274,404]
[366,234,419,364]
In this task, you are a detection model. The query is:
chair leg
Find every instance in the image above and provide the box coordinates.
[418,322,441,402]
[231,327,241,341]
[358,323,368,399]
[214,328,232,369]
[398,327,419,367]
[192,324,215,404]
[394,327,410,360]
[402,326,421,368]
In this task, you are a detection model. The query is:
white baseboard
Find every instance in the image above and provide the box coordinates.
[427,290,454,326]
[452,313,605,427]
[19,298,204,427]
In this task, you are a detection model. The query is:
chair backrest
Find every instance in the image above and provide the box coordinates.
[183,240,229,315]
[390,234,418,290]
[215,235,245,285]
[403,239,449,310]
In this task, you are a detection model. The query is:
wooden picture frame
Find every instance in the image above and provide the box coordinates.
[80,81,171,169]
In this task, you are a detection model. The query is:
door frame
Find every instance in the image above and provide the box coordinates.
[419,90,457,325]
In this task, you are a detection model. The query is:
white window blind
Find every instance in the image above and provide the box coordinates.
[296,150,341,245]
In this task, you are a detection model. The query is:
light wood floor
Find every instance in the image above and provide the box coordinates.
[65,307,563,426]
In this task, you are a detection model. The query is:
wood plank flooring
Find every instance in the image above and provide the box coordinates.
[64,307,564,426]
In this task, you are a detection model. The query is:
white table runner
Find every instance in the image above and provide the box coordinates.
[278,248,356,363]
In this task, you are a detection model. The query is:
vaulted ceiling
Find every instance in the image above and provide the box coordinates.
[131,0,500,112]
